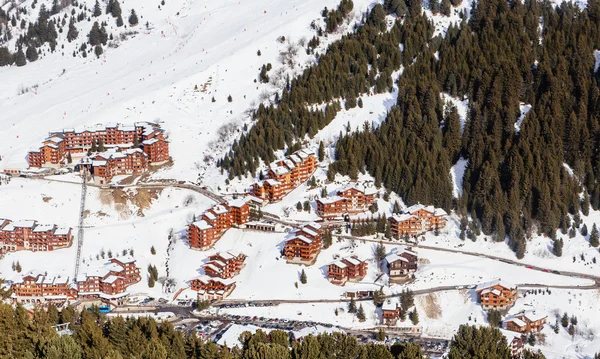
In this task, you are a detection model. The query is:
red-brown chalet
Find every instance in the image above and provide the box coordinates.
[505,311,548,333]
[203,251,247,279]
[76,257,141,300]
[0,219,72,253]
[500,330,525,358]
[251,149,317,202]
[385,247,418,283]
[316,185,378,219]
[187,201,250,250]
[475,279,518,310]
[389,204,448,238]
[189,276,236,301]
[11,272,76,304]
[28,122,169,169]
[284,223,322,265]
[381,300,401,325]
[404,204,448,231]
[91,148,148,185]
[327,256,368,285]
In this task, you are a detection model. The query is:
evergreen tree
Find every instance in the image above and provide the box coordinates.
[303,201,311,212]
[93,0,102,17]
[15,47,26,67]
[116,15,123,27]
[348,297,357,313]
[430,0,440,15]
[111,0,122,18]
[409,309,419,325]
[26,45,38,62]
[67,19,79,42]
[150,246,156,255]
[487,309,502,327]
[128,9,138,26]
[357,304,366,321]
[300,269,307,284]
[374,242,387,261]
[591,224,599,247]
[296,202,302,211]
[561,313,569,327]
[318,141,325,162]
[553,239,563,257]
[441,0,452,15]
[581,224,588,236]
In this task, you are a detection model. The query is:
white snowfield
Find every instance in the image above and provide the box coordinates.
[0,0,599,358]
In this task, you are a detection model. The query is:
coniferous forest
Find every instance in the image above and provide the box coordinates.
[0,302,546,359]
[220,0,600,258]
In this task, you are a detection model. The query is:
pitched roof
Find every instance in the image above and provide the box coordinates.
[475,279,516,292]
[316,196,345,205]
[193,220,213,230]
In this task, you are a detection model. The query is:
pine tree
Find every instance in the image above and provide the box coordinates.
[93,0,102,17]
[89,21,102,46]
[441,0,451,15]
[553,238,563,257]
[15,47,26,67]
[357,304,366,321]
[318,141,325,162]
[128,9,138,26]
[15,261,21,273]
[26,45,38,62]
[228,94,233,102]
[303,201,311,212]
[111,0,122,18]
[67,152,73,164]
[98,139,105,152]
[409,309,419,325]
[374,241,387,261]
[300,269,307,284]
[376,328,386,341]
[430,0,440,15]
[561,313,569,327]
[150,246,156,255]
[591,224,599,247]
[554,318,560,333]
[148,276,155,288]
[296,202,302,211]
[116,15,123,27]
[581,224,588,236]
[568,323,575,336]
[323,230,333,249]
[348,297,356,313]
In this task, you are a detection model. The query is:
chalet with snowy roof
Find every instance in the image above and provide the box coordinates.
[499,329,525,358]
[475,279,518,310]
[187,201,250,250]
[317,184,379,218]
[404,204,448,231]
[0,219,72,253]
[327,255,368,285]
[388,214,425,237]
[381,300,401,325]
[284,223,322,265]
[91,148,149,185]
[203,251,247,279]
[75,257,141,302]
[505,311,548,333]
[11,272,77,304]
[385,247,418,283]
[189,276,236,301]
[28,122,169,169]
[251,149,317,203]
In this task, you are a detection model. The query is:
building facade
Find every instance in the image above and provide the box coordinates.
[0,219,72,253]
[475,280,518,310]
[381,301,401,325]
[327,256,368,285]
[189,277,236,301]
[505,311,547,333]
[91,149,149,185]
[317,184,378,218]
[203,251,247,279]
[187,201,251,250]
[284,223,323,265]
[251,149,317,203]
[385,247,418,283]
[28,122,169,170]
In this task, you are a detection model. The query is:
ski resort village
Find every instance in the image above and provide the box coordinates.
[1,0,600,358]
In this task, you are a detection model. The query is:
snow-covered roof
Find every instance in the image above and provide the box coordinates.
[289,154,302,163]
[87,267,110,278]
[228,199,248,208]
[114,256,136,264]
[53,276,69,285]
[434,208,448,216]
[203,212,217,221]
[54,227,71,236]
[193,220,213,230]
[404,204,426,214]
[305,222,322,230]
[142,138,159,145]
[521,311,548,323]
[390,214,418,222]
[244,195,264,204]
[104,262,124,273]
[330,260,347,269]
[382,301,398,311]
[213,205,229,215]
[92,160,108,166]
[506,318,527,328]
[102,276,120,284]
[290,235,313,244]
[475,279,516,292]
[75,274,88,282]
[499,329,523,343]
[12,220,37,228]
[283,159,296,169]
[204,264,222,273]
[32,224,54,232]
[385,253,408,264]
[343,256,363,266]
[317,196,345,205]
[299,227,319,238]
[264,179,281,186]
[270,165,290,176]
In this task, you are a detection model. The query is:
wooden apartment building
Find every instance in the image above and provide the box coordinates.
[316,184,378,218]
[381,300,401,325]
[327,256,368,285]
[475,279,518,310]
[11,272,76,304]
[187,201,251,250]
[75,257,141,300]
[203,251,247,279]
[385,247,418,283]
[389,204,448,238]
[0,219,72,253]
[284,222,322,265]
[189,276,236,301]
[91,148,149,185]
[251,149,317,202]
[28,122,169,169]
[505,311,548,333]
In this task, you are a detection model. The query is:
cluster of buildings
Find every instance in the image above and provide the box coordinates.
[327,255,368,285]
[10,257,141,305]
[504,311,548,333]
[475,279,518,310]
[389,204,448,238]
[189,250,247,301]
[283,223,323,265]
[0,219,72,254]
[316,184,378,219]
[251,149,317,202]
[186,199,253,250]
[27,122,170,184]
[384,247,418,283]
